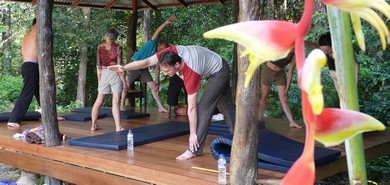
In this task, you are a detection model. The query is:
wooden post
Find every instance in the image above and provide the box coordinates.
[230,0,262,184]
[37,0,61,147]
[126,2,137,61]
[126,1,138,106]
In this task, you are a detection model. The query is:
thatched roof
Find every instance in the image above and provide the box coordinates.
[5,0,229,10]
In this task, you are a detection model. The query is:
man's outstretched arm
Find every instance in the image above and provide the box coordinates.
[109,54,159,72]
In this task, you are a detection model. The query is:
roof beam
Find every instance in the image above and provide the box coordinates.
[103,0,121,11]
[31,0,37,5]
[70,0,82,9]
[177,0,189,7]
[141,0,158,11]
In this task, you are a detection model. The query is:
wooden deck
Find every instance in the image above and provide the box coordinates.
[0,107,389,185]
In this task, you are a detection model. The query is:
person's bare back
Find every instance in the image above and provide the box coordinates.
[22,24,38,62]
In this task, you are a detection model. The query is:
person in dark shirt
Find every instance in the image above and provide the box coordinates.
[259,51,302,128]
[318,33,359,104]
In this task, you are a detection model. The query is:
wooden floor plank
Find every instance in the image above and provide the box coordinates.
[0,107,389,184]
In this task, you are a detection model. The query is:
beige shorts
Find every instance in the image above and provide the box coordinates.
[98,69,123,94]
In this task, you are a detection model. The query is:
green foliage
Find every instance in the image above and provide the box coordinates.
[56,100,82,112]
[0,74,39,112]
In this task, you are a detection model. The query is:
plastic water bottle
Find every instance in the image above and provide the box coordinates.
[218,154,227,184]
[127,130,134,151]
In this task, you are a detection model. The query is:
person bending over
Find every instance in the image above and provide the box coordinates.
[259,51,301,129]
[110,45,236,160]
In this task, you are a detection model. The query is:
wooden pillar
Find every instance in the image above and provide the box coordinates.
[37,0,61,147]
[230,0,262,184]
[126,1,138,106]
[126,1,137,61]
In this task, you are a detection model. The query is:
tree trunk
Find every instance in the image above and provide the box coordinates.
[37,0,61,147]
[267,0,274,19]
[37,0,62,184]
[230,0,262,184]
[76,7,90,108]
[143,9,151,42]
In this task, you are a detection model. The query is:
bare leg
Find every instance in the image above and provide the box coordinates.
[91,93,105,131]
[112,92,125,132]
[259,84,271,121]
[120,82,131,111]
[147,81,167,113]
[176,149,196,160]
[164,105,172,118]
[276,85,302,128]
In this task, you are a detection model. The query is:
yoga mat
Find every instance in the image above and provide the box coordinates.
[210,130,341,173]
[71,107,150,119]
[0,111,41,122]
[68,121,189,150]
[62,113,106,121]
[72,107,111,114]
[208,120,231,135]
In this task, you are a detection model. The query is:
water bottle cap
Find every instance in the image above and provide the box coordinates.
[128,129,132,133]
[219,154,224,158]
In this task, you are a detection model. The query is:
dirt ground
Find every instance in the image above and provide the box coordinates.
[0,164,20,183]
[0,164,39,185]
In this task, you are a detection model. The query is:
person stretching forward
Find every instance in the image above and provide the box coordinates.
[109,45,236,160]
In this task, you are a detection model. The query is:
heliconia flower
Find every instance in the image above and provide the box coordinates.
[203,21,296,87]
[281,95,315,185]
[300,49,327,115]
[321,0,390,51]
[203,0,313,87]
[351,14,366,51]
[314,108,386,147]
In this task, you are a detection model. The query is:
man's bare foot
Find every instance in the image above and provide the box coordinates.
[290,122,302,129]
[7,122,20,129]
[120,105,126,111]
[158,107,168,113]
[116,126,125,132]
[176,150,196,160]
[57,116,65,121]
[91,124,102,131]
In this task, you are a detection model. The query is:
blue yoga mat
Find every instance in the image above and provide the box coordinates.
[68,121,189,150]
[72,107,150,119]
[62,113,106,121]
[210,130,341,173]
[208,120,231,135]
[0,111,41,122]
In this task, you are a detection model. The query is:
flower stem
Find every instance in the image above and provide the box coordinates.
[327,6,367,185]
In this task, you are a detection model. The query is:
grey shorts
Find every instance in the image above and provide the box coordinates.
[261,65,286,86]
[126,68,153,84]
[98,69,123,94]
